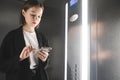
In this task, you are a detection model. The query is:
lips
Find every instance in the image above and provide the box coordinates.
[32,22,36,24]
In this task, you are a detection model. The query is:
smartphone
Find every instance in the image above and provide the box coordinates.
[39,47,52,52]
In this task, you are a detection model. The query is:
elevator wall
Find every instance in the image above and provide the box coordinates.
[90,0,120,80]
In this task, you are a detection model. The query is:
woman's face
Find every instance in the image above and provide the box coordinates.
[22,6,43,28]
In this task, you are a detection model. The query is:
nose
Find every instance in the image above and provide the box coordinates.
[33,16,37,20]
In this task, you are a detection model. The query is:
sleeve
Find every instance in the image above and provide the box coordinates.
[40,33,50,68]
[41,33,49,47]
[0,31,20,73]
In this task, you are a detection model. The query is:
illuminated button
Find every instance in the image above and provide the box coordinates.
[70,14,78,22]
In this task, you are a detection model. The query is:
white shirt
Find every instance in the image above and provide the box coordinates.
[23,30,39,69]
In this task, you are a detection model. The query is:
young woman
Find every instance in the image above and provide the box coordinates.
[0,0,50,80]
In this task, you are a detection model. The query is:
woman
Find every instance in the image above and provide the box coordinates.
[0,0,50,80]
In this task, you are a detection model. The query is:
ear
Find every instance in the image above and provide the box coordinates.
[22,9,26,16]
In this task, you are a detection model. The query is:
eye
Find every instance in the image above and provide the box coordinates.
[31,14,36,17]
[38,16,41,18]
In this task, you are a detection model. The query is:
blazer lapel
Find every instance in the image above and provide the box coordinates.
[14,27,30,67]
[35,29,42,48]
[14,27,26,55]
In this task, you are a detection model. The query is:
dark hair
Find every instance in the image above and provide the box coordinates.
[20,0,44,28]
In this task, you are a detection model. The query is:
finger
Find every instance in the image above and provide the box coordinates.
[24,49,30,57]
[21,46,30,58]
[31,46,38,52]
[21,46,28,54]
[41,54,47,62]
[41,49,49,53]
[35,52,45,59]
[23,50,27,58]
[37,51,46,58]
[41,51,49,58]
[20,46,28,58]
[35,51,48,62]
[37,51,44,57]
[20,46,32,60]
[25,48,32,57]
[41,51,49,54]
[29,46,33,51]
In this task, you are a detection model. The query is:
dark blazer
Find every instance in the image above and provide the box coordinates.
[0,27,49,80]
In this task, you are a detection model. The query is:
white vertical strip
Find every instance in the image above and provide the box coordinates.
[81,0,90,80]
[64,3,68,80]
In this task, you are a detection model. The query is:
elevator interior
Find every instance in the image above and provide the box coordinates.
[1,0,120,80]
[67,0,120,80]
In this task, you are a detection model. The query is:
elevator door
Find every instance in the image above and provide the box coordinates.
[90,0,120,80]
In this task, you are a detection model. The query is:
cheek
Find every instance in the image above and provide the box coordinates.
[24,16,31,23]
[37,19,41,24]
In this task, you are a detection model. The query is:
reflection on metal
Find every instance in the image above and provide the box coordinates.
[64,3,68,80]
[67,0,81,80]
[66,0,120,80]
[90,0,120,80]
[70,14,79,22]
[81,0,90,80]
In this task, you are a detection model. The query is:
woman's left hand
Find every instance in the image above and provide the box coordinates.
[35,50,49,62]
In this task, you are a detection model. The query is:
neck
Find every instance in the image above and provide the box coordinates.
[23,25,35,33]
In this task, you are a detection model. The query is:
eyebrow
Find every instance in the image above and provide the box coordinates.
[30,10,42,16]
[31,11,41,14]
[31,11,36,13]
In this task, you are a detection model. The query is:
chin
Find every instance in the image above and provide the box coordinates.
[31,24,37,27]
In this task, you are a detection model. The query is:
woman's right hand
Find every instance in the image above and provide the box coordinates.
[19,46,33,61]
